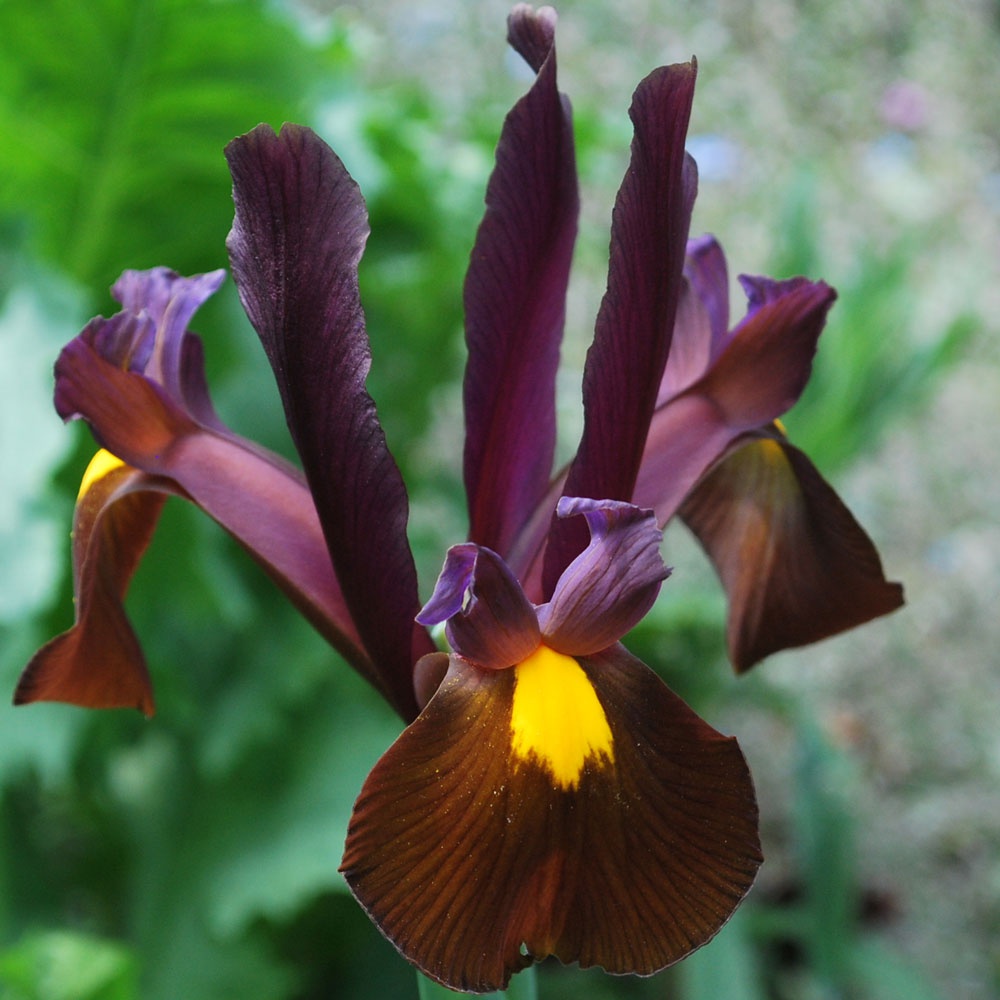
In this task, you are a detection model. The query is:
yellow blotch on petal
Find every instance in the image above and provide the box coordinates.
[509,644,614,790]
[757,437,787,467]
[78,449,126,500]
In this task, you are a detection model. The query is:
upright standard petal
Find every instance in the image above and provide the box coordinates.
[680,430,905,671]
[463,4,579,560]
[341,648,761,993]
[226,124,433,721]
[15,454,163,715]
[544,61,698,594]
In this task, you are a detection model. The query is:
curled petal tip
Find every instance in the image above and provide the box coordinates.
[420,545,540,670]
[508,6,558,73]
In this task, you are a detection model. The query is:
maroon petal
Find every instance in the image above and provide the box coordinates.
[341,648,760,993]
[14,454,163,715]
[226,124,432,721]
[418,545,541,670]
[537,498,669,655]
[462,4,578,558]
[51,337,399,708]
[544,61,698,594]
[634,277,836,526]
[680,433,905,671]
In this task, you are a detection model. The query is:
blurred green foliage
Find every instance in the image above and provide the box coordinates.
[0,0,989,997]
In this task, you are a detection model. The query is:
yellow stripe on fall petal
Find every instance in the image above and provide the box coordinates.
[78,449,126,500]
[509,644,614,790]
[758,437,787,467]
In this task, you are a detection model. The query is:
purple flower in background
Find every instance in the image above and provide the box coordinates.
[15,4,902,993]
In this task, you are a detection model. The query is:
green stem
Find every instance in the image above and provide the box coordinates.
[417,965,538,1000]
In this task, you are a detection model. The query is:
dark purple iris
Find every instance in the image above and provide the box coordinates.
[14,5,902,993]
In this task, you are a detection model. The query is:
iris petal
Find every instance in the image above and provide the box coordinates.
[657,235,730,402]
[680,431,905,671]
[226,124,431,721]
[463,3,578,561]
[538,498,669,655]
[341,648,760,993]
[51,319,389,707]
[634,275,835,526]
[111,267,226,412]
[14,455,163,714]
[544,60,698,593]
[419,545,541,671]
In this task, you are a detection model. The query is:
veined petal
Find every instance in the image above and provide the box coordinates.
[544,61,698,594]
[462,4,578,557]
[341,648,760,993]
[537,498,669,655]
[226,124,432,721]
[680,431,905,671]
[418,545,541,671]
[51,336,394,708]
[634,276,836,526]
[14,454,163,715]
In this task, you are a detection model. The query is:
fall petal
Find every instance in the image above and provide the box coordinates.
[680,433,905,671]
[544,61,698,593]
[341,648,760,993]
[14,454,163,715]
[226,123,431,720]
[463,3,578,558]
[537,498,669,655]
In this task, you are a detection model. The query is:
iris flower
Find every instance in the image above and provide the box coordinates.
[15,4,902,993]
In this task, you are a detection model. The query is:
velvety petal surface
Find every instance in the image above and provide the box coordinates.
[417,544,541,670]
[463,4,578,559]
[52,333,385,703]
[226,123,432,721]
[633,277,836,526]
[544,61,698,594]
[341,648,761,993]
[14,454,163,715]
[537,498,669,655]
[680,431,905,671]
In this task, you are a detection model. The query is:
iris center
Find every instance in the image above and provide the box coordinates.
[509,644,614,789]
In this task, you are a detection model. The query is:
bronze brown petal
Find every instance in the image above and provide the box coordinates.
[15,454,163,715]
[341,647,761,993]
[680,430,905,671]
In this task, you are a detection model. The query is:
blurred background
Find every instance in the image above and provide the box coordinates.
[0,0,997,997]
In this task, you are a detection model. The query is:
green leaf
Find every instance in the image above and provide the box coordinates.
[418,963,538,1000]
[0,930,138,1000]
[0,0,344,289]
[676,907,765,1000]
[0,273,83,623]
